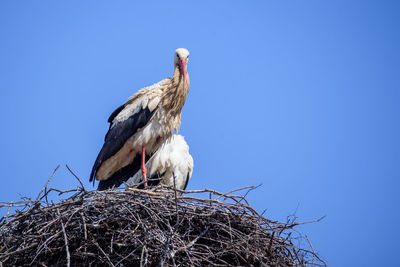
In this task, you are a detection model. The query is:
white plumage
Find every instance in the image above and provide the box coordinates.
[126,134,194,190]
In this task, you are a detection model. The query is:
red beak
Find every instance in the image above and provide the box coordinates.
[179,59,186,81]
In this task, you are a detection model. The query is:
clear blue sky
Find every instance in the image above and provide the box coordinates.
[1,1,399,266]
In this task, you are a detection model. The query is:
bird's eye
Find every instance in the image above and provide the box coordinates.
[176,54,180,59]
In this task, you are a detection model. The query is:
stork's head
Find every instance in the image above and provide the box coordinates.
[174,48,189,81]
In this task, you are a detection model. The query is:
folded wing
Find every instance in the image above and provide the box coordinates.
[90,96,158,184]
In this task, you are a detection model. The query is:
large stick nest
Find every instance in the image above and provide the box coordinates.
[0,166,326,266]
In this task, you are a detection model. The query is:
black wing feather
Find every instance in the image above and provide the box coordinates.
[97,154,152,190]
[90,105,156,182]
[183,173,190,190]
[104,104,126,141]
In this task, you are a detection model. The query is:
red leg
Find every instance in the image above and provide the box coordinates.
[141,146,148,189]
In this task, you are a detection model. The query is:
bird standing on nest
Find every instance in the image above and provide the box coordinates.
[126,134,193,190]
[90,48,190,190]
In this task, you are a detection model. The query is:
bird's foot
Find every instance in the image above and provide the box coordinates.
[142,167,148,189]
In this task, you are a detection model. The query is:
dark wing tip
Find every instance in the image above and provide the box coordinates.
[89,165,97,183]
[183,173,190,190]
[108,104,126,124]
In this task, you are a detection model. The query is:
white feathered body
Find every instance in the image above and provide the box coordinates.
[127,134,194,190]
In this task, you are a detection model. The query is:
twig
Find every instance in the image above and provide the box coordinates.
[170,226,209,258]
[215,185,255,200]
[126,187,163,196]
[94,241,115,267]
[268,231,275,253]
[6,202,12,223]
[30,230,62,264]
[173,173,179,227]
[241,184,262,200]
[261,208,267,216]
[57,209,70,267]
[306,234,315,267]
[81,212,87,240]
[0,243,38,261]
[66,164,86,192]
[37,216,61,234]
[36,165,60,201]
[286,215,326,228]
[140,245,147,267]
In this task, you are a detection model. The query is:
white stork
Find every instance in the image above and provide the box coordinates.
[90,48,190,190]
[125,134,193,190]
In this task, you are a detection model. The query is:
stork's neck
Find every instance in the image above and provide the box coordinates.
[161,66,190,121]
[171,65,190,93]
[172,66,189,85]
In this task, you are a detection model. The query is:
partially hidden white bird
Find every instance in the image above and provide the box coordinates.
[90,48,190,190]
[125,134,194,190]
